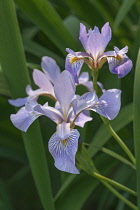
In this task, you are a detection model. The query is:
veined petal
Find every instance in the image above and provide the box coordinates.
[75,111,92,127]
[87,29,105,58]
[41,56,61,84]
[54,71,75,118]
[107,55,133,78]
[33,69,55,96]
[90,89,121,120]
[10,105,41,132]
[48,129,80,174]
[33,104,63,124]
[8,97,28,107]
[72,92,98,115]
[65,53,84,83]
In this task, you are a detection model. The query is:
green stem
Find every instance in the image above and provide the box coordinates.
[101,147,136,170]
[93,172,137,197]
[101,116,136,165]
[77,146,137,210]
[91,68,136,166]
[100,180,137,210]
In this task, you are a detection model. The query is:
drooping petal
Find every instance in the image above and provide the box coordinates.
[54,70,75,118]
[8,97,28,107]
[33,69,55,96]
[10,104,41,132]
[75,111,92,127]
[90,89,121,120]
[48,129,80,174]
[41,56,61,84]
[107,55,133,78]
[33,103,63,124]
[72,92,98,115]
[65,51,85,83]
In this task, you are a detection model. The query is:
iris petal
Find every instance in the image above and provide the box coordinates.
[41,56,61,84]
[107,56,133,78]
[91,89,121,120]
[10,105,41,132]
[48,129,80,174]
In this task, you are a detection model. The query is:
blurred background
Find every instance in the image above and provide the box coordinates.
[0,0,140,209]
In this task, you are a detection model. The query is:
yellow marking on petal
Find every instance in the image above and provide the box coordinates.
[116,55,122,61]
[70,57,83,64]
[61,138,69,146]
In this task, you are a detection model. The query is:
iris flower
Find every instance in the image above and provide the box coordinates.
[10,70,121,174]
[9,56,94,107]
[65,22,133,83]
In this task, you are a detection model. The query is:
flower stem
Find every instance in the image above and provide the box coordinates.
[93,172,137,197]
[101,116,136,165]
[77,146,137,210]
[91,68,136,166]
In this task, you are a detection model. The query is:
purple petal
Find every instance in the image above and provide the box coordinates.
[10,106,41,132]
[101,22,112,50]
[87,28,105,58]
[41,56,61,84]
[48,129,80,174]
[33,104,63,124]
[75,112,92,127]
[72,92,98,115]
[65,53,84,83]
[107,55,133,78]
[8,97,28,107]
[79,23,88,50]
[91,89,121,120]
[56,122,71,139]
[33,69,54,95]
[78,72,93,91]
[54,71,75,117]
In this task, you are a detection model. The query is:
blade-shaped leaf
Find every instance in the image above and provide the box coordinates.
[0,1,54,209]
[133,48,140,208]
[15,0,78,54]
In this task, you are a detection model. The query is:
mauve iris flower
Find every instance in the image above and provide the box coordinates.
[10,69,121,174]
[65,22,133,83]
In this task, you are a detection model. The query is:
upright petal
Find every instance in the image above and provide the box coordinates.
[48,129,80,174]
[87,28,105,59]
[79,23,88,50]
[33,69,55,96]
[90,89,121,120]
[41,56,61,84]
[54,71,75,118]
[101,22,112,50]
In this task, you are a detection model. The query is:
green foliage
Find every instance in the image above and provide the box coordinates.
[0,0,139,209]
